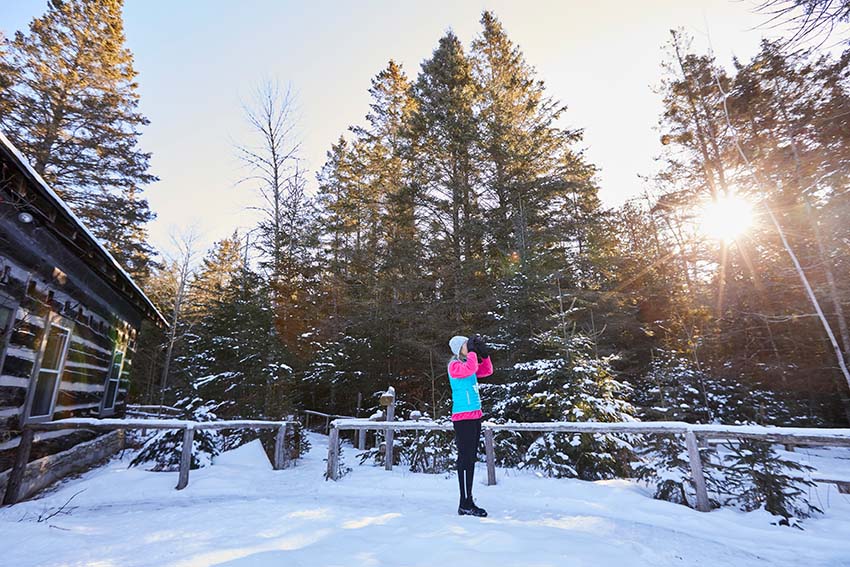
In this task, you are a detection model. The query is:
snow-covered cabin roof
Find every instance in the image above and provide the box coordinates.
[0,130,168,328]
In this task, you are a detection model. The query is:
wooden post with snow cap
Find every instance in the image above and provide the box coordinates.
[381,387,396,471]
[327,424,340,480]
[484,427,497,486]
[176,425,195,490]
[274,423,288,470]
[684,429,711,512]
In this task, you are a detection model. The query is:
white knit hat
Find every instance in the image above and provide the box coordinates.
[449,335,468,356]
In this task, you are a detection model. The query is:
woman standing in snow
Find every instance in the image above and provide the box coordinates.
[447,334,493,517]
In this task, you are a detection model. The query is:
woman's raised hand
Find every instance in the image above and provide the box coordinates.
[468,335,490,358]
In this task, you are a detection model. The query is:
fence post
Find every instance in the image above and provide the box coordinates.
[176,426,194,490]
[384,402,395,471]
[379,387,396,471]
[484,427,497,486]
[327,425,340,480]
[274,423,288,470]
[3,427,34,505]
[684,430,711,512]
[358,428,366,450]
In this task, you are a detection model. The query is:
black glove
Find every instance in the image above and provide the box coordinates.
[466,335,481,356]
[477,338,491,359]
[468,335,489,358]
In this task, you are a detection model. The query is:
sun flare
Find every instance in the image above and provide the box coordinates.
[697,194,754,243]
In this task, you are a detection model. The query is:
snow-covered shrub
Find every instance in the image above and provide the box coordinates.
[490,426,525,467]
[633,349,812,426]
[513,333,638,480]
[288,422,311,462]
[400,427,456,473]
[130,398,219,471]
[356,424,453,472]
[722,439,820,526]
[633,434,723,508]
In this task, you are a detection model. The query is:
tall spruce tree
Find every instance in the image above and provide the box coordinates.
[354,61,429,386]
[0,0,157,280]
[470,12,603,363]
[409,32,485,326]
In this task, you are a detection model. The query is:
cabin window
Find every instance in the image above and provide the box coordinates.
[28,323,71,420]
[101,345,126,413]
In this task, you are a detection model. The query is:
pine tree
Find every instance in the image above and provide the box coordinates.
[0,0,157,279]
[487,331,636,480]
[470,12,605,365]
[182,265,295,421]
[355,61,425,371]
[408,31,484,326]
[188,233,245,318]
[723,439,820,525]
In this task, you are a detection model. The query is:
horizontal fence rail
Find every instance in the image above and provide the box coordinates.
[303,410,356,434]
[326,419,850,513]
[3,418,300,505]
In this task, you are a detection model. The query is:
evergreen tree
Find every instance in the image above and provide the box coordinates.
[188,233,245,318]
[0,0,157,279]
[354,61,429,383]
[486,331,636,479]
[408,31,485,326]
[723,439,820,525]
[183,266,295,420]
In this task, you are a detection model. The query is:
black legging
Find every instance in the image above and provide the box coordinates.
[453,418,482,504]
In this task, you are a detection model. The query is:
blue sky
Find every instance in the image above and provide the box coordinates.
[2,1,789,257]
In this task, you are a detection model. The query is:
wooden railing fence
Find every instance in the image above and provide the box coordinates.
[303,410,356,434]
[3,418,299,505]
[326,419,850,513]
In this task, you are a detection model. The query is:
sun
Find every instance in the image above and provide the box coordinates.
[697,194,754,243]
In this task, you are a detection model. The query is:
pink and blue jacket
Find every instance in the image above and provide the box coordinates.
[447,352,493,421]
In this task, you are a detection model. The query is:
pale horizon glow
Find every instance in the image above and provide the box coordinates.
[1,1,808,259]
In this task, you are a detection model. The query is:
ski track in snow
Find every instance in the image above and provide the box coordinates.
[1,433,849,567]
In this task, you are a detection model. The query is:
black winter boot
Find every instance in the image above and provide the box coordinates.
[467,499,487,517]
[458,498,487,517]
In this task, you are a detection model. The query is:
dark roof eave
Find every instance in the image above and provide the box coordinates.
[0,130,169,328]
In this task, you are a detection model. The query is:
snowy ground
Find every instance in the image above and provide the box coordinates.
[2,433,850,567]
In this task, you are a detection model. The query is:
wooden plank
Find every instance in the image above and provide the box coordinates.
[357,428,366,450]
[29,418,299,431]
[176,426,194,490]
[702,431,850,447]
[484,427,497,486]
[3,427,34,505]
[273,423,287,470]
[326,426,340,481]
[685,430,711,512]
[330,420,850,446]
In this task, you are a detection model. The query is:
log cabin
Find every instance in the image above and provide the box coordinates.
[0,131,167,503]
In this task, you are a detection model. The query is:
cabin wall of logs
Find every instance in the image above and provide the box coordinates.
[0,134,152,503]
